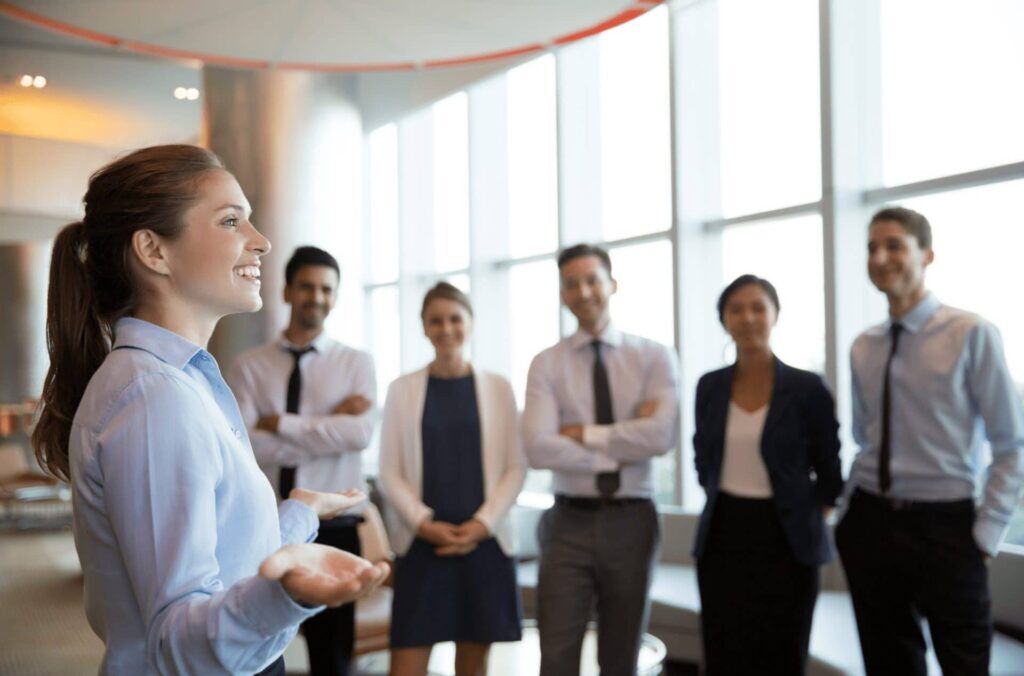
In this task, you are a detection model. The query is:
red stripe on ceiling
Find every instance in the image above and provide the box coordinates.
[424,43,545,69]
[276,61,418,73]
[125,41,270,69]
[553,7,648,45]
[0,0,664,72]
[0,1,122,46]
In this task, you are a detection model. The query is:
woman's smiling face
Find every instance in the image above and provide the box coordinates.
[162,170,271,319]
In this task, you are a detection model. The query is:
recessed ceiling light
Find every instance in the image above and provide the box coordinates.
[32,75,46,88]
[19,74,34,87]
[173,86,187,100]
[186,87,200,101]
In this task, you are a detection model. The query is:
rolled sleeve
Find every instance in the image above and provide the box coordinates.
[278,499,319,546]
[967,322,1024,554]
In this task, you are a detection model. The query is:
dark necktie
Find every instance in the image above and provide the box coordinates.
[279,346,313,499]
[878,323,903,495]
[592,340,620,496]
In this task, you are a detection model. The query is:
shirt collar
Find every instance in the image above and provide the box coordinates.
[277,330,329,353]
[112,317,204,370]
[887,292,940,334]
[569,322,623,351]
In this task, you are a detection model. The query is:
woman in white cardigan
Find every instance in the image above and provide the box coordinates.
[380,282,526,676]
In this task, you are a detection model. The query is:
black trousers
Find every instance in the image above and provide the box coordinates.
[836,489,992,676]
[255,656,285,676]
[696,493,819,676]
[301,518,362,676]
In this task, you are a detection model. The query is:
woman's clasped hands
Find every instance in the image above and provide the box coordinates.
[417,518,490,557]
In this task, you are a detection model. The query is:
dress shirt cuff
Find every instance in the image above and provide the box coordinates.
[238,575,323,636]
[583,424,611,452]
[276,413,304,438]
[409,503,434,531]
[973,515,1007,557]
[472,509,496,534]
[278,499,320,545]
[591,450,619,473]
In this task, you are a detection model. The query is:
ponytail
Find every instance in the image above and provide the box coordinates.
[30,144,224,481]
[33,222,111,481]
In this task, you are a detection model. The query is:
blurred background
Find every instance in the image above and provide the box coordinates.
[1,0,1023,673]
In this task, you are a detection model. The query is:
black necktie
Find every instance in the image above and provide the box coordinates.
[878,323,903,495]
[592,340,620,496]
[279,346,313,499]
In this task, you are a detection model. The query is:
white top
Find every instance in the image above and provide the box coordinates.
[522,323,679,498]
[227,332,376,503]
[719,401,773,498]
[378,367,527,555]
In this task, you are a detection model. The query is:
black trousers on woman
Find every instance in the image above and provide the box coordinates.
[696,492,819,676]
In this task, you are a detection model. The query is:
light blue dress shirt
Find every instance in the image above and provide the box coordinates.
[846,293,1024,555]
[69,317,322,675]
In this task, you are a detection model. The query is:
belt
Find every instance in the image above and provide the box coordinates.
[853,487,974,514]
[554,494,652,510]
[321,514,365,528]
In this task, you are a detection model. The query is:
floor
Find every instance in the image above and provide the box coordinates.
[0,529,699,675]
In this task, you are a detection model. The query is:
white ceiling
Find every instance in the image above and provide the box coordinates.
[2,0,658,70]
[0,15,202,149]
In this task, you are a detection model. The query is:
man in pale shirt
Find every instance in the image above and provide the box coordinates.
[228,246,376,676]
[523,243,679,676]
[836,207,1024,676]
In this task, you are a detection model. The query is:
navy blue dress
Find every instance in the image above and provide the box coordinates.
[389,374,523,648]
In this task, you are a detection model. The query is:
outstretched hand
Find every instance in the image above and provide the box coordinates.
[260,543,389,608]
[289,488,366,519]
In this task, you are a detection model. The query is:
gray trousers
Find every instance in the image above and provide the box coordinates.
[536,499,660,676]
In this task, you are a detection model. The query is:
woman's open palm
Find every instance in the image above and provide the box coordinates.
[259,543,389,607]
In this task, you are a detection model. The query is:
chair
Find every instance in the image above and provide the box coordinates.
[354,501,394,655]
[0,440,72,531]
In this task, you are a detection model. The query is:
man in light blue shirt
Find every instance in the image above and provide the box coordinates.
[836,207,1024,676]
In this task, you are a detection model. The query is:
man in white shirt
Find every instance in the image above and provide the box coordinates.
[523,244,679,676]
[228,246,376,676]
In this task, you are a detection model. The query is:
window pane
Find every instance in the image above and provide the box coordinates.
[599,5,672,240]
[895,180,1024,547]
[609,238,675,349]
[881,0,1024,186]
[509,259,560,406]
[608,238,677,504]
[368,285,401,407]
[510,259,560,495]
[365,285,400,476]
[368,124,398,284]
[718,0,821,217]
[432,92,470,273]
[507,55,559,258]
[720,214,825,374]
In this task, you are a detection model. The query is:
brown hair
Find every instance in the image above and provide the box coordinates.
[32,145,224,481]
[870,206,932,249]
[421,281,473,318]
[557,243,612,275]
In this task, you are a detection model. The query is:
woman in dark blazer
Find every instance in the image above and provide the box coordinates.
[693,274,842,676]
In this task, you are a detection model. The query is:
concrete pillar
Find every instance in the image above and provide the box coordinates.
[0,242,51,403]
[202,67,364,369]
